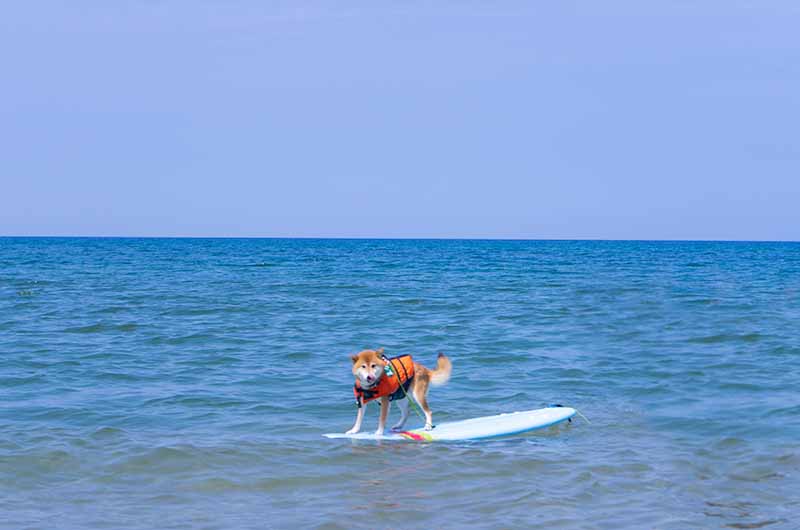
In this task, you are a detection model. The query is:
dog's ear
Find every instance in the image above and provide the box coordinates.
[375,347,384,355]
[350,354,359,364]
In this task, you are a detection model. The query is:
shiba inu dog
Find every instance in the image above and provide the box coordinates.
[347,348,452,435]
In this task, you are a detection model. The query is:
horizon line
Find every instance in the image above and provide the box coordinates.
[1,235,798,244]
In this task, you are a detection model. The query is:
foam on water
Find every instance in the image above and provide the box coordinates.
[1,238,799,529]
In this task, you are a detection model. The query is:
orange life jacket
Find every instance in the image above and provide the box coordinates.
[354,354,415,407]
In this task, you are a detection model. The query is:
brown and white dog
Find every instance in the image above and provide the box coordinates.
[347,348,452,435]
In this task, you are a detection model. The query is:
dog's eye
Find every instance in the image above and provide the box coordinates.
[371,364,376,369]
[361,365,366,369]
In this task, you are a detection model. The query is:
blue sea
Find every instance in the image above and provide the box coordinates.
[2,238,799,529]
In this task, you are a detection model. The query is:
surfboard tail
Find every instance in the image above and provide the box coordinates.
[430,352,452,386]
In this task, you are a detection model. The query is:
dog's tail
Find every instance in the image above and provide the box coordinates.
[429,353,452,387]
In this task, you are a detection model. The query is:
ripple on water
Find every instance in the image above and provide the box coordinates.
[147,333,217,345]
[90,427,129,439]
[63,323,138,333]
[687,333,764,344]
[0,374,47,387]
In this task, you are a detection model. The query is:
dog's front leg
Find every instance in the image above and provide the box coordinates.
[346,400,366,434]
[375,397,390,435]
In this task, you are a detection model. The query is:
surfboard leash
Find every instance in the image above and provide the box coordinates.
[550,403,591,424]
[385,357,428,426]
[574,409,591,424]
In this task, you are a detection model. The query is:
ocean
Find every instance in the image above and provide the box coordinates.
[2,238,798,529]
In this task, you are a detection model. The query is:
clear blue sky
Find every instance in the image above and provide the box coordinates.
[2,1,799,240]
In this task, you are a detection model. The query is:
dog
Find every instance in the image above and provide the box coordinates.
[347,348,452,435]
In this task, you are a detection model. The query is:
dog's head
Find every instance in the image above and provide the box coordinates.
[351,348,387,388]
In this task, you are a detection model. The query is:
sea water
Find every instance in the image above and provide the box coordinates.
[1,238,798,529]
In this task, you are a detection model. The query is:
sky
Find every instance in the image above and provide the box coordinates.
[1,1,799,240]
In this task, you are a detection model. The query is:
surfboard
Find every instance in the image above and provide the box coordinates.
[323,406,576,442]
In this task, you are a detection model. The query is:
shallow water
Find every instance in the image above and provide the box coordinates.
[1,238,799,529]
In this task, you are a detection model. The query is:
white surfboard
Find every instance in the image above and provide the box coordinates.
[324,406,576,442]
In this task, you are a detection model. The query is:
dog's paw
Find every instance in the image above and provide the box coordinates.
[391,425,404,432]
[374,428,385,436]
[345,427,360,435]
[424,423,433,431]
